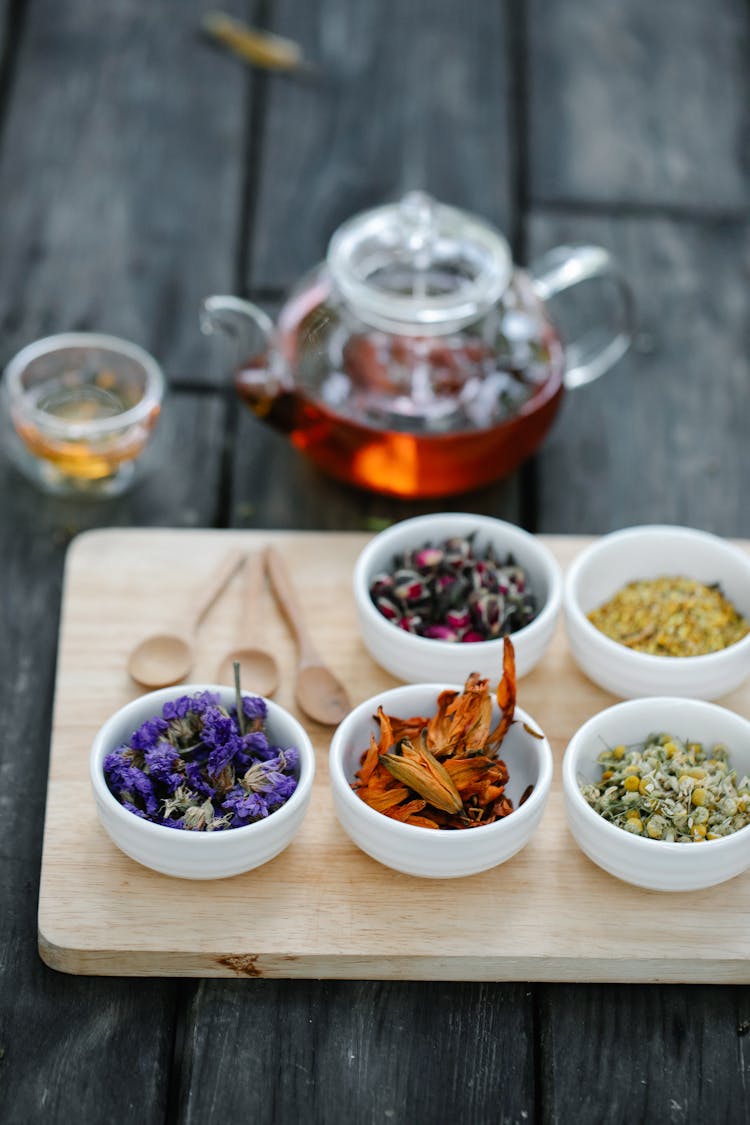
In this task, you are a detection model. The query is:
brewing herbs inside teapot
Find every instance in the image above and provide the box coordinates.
[202,192,633,498]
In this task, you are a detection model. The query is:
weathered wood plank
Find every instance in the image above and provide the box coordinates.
[529,212,750,1122]
[528,0,750,212]
[528,213,750,536]
[176,980,535,1125]
[248,0,513,291]
[0,0,250,382]
[539,984,750,1124]
[0,0,10,71]
[0,392,226,1123]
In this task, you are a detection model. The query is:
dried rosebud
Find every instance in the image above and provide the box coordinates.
[445,606,471,630]
[413,547,444,569]
[424,624,460,642]
[397,614,423,634]
[461,630,486,643]
[394,579,428,604]
[375,596,400,621]
[368,531,538,639]
[444,536,472,557]
[474,593,505,636]
[370,573,395,597]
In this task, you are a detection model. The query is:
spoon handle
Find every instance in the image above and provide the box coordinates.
[188,549,245,633]
[264,545,320,665]
[241,550,264,636]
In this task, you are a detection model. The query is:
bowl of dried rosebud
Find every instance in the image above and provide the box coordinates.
[329,638,553,878]
[563,696,750,890]
[564,525,750,700]
[90,684,315,879]
[353,512,563,684]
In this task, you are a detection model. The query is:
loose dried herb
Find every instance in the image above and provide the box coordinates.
[370,532,538,642]
[588,576,749,656]
[353,636,527,829]
[580,733,750,841]
[103,688,299,831]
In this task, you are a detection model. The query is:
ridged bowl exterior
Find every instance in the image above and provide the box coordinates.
[563,525,750,700]
[562,697,750,891]
[354,513,563,684]
[329,685,553,878]
[90,685,315,880]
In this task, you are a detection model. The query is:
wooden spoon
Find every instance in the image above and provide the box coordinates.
[265,545,351,726]
[128,549,244,689]
[217,550,280,695]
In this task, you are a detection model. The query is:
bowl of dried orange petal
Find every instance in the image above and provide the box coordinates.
[328,639,553,877]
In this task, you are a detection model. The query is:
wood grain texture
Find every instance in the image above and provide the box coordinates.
[0,0,249,382]
[0,394,225,1122]
[538,984,750,1124]
[527,212,750,536]
[38,529,750,980]
[174,979,535,1125]
[247,0,513,291]
[529,214,750,1123]
[528,0,750,211]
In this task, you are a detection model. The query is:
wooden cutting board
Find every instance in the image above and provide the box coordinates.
[38,529,750,981]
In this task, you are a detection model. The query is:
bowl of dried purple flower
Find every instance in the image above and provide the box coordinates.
[563,696,750,890]
[353,513,563,684]
[90,685,315,879]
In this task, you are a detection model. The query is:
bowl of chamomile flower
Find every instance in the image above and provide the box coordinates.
[562,696,750,891]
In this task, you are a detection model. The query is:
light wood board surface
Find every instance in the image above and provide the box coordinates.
[37,529,750,980]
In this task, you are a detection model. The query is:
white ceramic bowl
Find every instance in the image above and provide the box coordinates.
[564,524,750,700]
[329,683,553,878]
[90,685,315,879]
[563,696,750,891]
[353,513,563,683]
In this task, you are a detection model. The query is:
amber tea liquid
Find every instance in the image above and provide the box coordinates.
[235,284,565,499]
[14,369,156,481]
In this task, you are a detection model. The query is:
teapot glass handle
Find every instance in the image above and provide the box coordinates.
[530,245,635,389]
[200,295,274,365]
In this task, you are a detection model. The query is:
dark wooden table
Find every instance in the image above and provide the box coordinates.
[1,1,749,1121]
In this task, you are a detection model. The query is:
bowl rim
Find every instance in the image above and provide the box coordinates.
[329,684,553,841]
[4,331,166,437]
[562,695,750,853]
[564,523,750,667]
[90,684,315,842]
[353,512,563,653]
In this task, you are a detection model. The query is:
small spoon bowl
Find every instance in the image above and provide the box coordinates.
[217,647,280,697]
[216,550,280,696]
[265,545,351,726]
[295,664,350,727]
[128,632,193,689]
[127,550,244,690]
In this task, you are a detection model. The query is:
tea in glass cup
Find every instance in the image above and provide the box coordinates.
[2,333,164,497]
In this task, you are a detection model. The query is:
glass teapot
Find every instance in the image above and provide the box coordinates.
[202,192,633,498]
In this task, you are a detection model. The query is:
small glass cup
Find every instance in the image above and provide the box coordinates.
[2,333,165,497]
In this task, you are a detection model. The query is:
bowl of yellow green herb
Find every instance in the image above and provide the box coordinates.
[563,525,750,699]
[563,696,750,890]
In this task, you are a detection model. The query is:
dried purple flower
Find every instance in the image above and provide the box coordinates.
[130,717,169,752]
[102,691,299,832]
[144,743,184,792]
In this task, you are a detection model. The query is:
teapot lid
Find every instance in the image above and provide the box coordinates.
[326,192,513,335]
